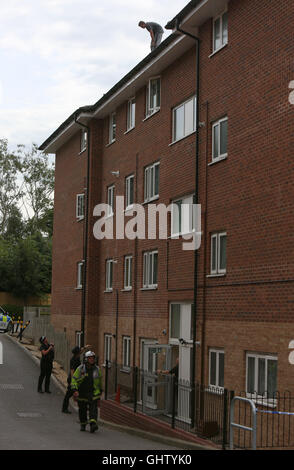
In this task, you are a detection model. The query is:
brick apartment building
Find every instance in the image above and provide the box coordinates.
[40,0,294,418]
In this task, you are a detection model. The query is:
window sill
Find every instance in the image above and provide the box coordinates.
[143,195,159,205]
[124,126,135,135]
[246,395,277,409]
[121,288,132,292]
[104,289,113,293]
[143,109,160,122]
[169,131,195,147]
[106,140,116,148]
[140,286,158,291]
[209,43,228,58]
[75,287,83,291]
[206,273,226,278]
[76,216,85,222]
[208,155,227,166]
[120,368,131,374]
[78,148,87,156]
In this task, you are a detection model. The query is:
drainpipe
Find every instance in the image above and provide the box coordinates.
[172,21,200,428]
[74,114,90,348]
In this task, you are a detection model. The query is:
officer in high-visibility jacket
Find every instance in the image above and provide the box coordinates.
[71,351,102,433]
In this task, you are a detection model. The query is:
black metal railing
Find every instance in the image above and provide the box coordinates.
[103,362,294,450]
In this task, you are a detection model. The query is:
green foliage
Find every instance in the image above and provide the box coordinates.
[0,139,54,298]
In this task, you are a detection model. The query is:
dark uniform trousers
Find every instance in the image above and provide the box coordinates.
[38,361,53,392]
[78,399,98,426]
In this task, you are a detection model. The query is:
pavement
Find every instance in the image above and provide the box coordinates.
[5,333,217,451]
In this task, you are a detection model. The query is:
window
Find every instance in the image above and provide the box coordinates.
[77,262,84,289]
[80,129,87,153]
[109,112,116,143]
[169,303,193,343]
[107,185,115,216]
[213,9,228,52]
[124,255,132,290]
[125,175,134,210]
[143,250,158,288]
[246,353,277,401]
[211,232,227,274]
[146,77,160,116]
[127,98,136,131]
[144,162,159,202]
[212,117,228,162]
[172,96,196,142]
[76,194,85,220]
[122,336,131,370]
[104,334,112,366]
[209,349,225,389]
[75,331,82,348]
[105,259,113,291]
[171,194,195,236]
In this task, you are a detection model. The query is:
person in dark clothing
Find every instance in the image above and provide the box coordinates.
[17,320,30,342]
[62,344,91,414]
[138,21,164,51]
[38,336,54,393]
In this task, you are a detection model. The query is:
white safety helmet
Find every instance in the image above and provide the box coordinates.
[85,351,95,359]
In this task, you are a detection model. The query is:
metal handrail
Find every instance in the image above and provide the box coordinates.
[230,396,257,450]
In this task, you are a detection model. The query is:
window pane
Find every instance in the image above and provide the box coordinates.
[213,124,219,160]
[129,177,134,205]
[210,352,216,386]
[154,164,159,196]
[214,17,221,50]
[220,119,228,155]
[267,360,277,399]
[218,353,224,387]
[222,12,228,44]
[258,358,266,396]
[174,105,184,140]
[184,98,194,136]
[171,304,180,338]
[247,357,255,394]
[219,235,227,271]
[172,200,181,234]
[211,236,217,272]
[153,252,158,285]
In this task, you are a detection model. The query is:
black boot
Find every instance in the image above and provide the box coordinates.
[90,422,98,433]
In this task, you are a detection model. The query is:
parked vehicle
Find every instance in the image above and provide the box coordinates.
[0,306,12,333]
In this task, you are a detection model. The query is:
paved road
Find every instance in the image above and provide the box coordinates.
[0,333,180,450]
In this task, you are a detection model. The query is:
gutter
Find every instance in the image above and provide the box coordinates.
[74,114,90,348]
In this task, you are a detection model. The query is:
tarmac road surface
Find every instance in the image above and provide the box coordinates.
[0,333,182,451]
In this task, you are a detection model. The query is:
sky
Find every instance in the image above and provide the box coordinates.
[0,0,190,152]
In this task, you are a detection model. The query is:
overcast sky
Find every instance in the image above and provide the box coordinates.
[0,0,189,152]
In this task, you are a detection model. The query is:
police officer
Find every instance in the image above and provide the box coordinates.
[71,351,102,433]
[38,336,54,393]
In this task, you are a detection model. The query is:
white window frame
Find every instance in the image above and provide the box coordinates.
[144,162,159,203]
[80,129,87,153]
[209,349,225,390]
[171,194,195,237]
[210,232,227,275]
[246,353,278,405]
[76,193,85,220]
[212,117,228,162]
[169,302,193,345]
[107,185,115,217]
[122,336,131,371]
[213,9,228,53]
[127,97,136,131]
[125,175,134,210]
[143,250,158,289]
[105,259,113,292]
[77,261,84,289]
[146,77,161,117]
[109,112,116,143]
[124,255,133,290]
[104,334,112,366]
[172,96,196,143]
[75,331,82,348]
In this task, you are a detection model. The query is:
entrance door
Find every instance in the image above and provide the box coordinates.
[141,343,172,415]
